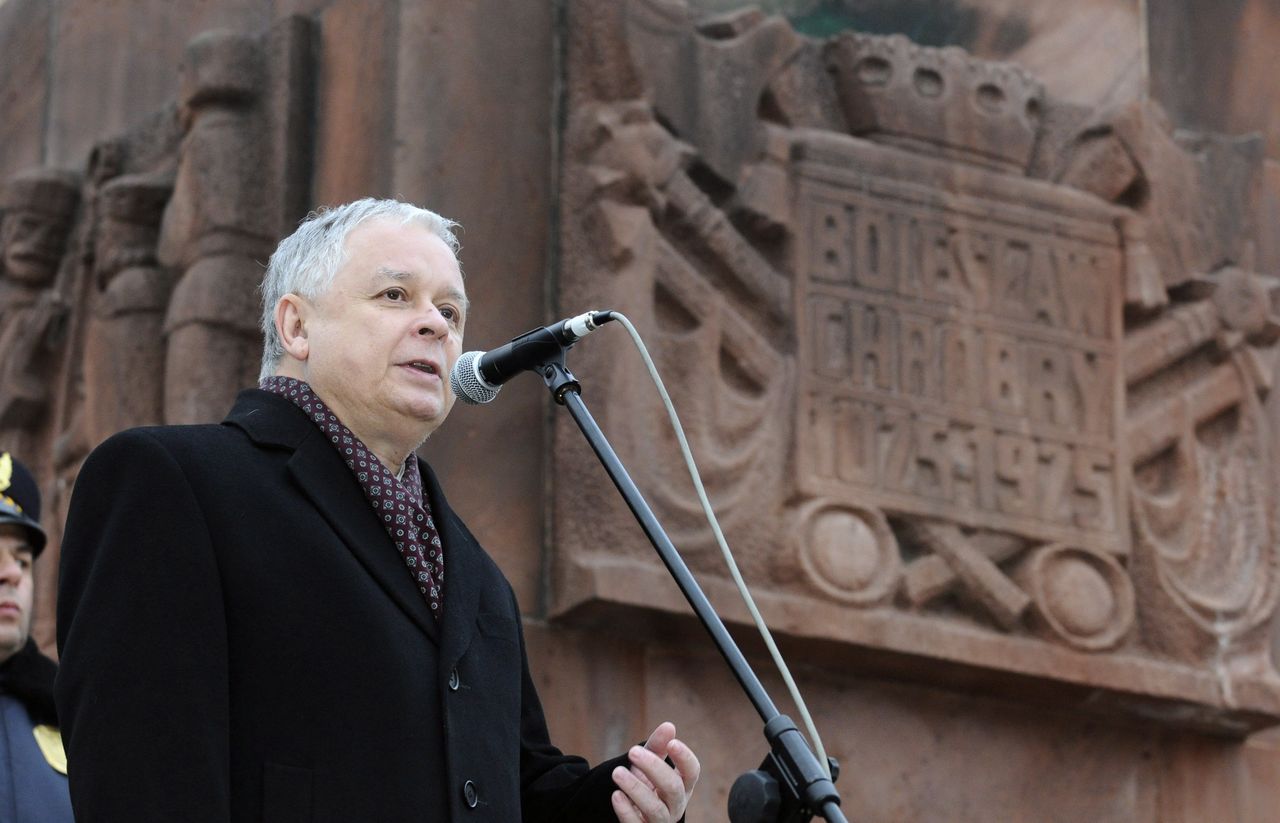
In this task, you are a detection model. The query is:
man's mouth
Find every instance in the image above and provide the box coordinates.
[404,360,439,376]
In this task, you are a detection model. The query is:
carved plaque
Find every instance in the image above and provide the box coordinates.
[792,137,1127,555]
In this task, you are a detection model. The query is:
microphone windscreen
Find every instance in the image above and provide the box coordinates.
[450,351,500,405]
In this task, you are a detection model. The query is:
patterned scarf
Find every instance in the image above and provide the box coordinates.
[260,376,444,618]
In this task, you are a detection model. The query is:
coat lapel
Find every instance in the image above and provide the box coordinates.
[288,432,440,643]
[422,460,483,671]
[224,390,439,644]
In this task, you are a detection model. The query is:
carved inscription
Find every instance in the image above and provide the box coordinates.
[794,151,1126,553]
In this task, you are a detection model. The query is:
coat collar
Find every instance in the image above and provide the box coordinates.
[222,389,314,450]
[222,390,493,657]
[223,390,442,644]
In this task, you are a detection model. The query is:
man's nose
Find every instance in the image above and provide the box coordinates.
[416,304,448,337]
[0,557,22,586]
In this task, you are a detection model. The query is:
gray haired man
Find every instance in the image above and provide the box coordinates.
[57,199,699,822]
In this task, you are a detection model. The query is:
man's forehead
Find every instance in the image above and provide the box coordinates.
[346,218,455,259]
[341,219,460,270]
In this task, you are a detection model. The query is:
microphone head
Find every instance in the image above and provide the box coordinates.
[450,350,500,405]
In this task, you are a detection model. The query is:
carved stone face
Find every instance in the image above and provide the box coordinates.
[95,219,158,286]
[1,209,73,287]
[93,174,170,287]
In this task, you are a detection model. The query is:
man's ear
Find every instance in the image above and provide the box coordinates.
[275,294,310,362]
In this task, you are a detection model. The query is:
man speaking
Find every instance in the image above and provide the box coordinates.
[56,199,699,821]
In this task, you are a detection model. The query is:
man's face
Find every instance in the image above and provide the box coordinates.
[1,210,70,286]
[300,219,467,448]
[0,525,35,663]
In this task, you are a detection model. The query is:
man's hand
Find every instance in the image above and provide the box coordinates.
[611,721,700,822]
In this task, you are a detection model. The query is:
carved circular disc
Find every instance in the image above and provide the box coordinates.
[1212,266,1270,335]
[1042,557,1114,636]
[1023,544,1134,651]
[796,501,900,606]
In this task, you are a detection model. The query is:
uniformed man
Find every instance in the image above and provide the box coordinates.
[0,452,73,822]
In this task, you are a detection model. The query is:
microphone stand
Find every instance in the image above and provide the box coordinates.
[535,353,849,823]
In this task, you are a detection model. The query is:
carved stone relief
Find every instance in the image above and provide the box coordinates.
[555,0,1280,732]
[0,17,315,651]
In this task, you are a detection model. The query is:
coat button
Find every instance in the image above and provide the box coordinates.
[448,668,460,691]
[463,779,478,808]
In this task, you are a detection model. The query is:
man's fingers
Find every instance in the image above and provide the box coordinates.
[628,762,657,792]
[643,721,676,756]
[627,722,699,820]
[612,788,644,823]
[613,764,671,821]
[667,738,701,794]
[628,745,689,814]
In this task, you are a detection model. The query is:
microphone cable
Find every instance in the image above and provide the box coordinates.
[600,310,832,780]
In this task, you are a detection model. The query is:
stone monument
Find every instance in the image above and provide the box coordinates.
[0,2,1277,819]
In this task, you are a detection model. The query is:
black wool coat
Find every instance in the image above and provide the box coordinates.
[55,390,626,822]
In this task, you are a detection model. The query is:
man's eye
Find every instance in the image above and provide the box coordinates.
[440,306,456,321]
[384,288,406,301]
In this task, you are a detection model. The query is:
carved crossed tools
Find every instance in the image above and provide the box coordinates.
[900,519,1135,651]
[900,519,1029,630]
[1126,268,1280,465]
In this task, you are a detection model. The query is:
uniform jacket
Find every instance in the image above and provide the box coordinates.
[0,641,73,823]
[55,389,626,822]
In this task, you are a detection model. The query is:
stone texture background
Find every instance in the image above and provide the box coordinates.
[2,0,1279,820]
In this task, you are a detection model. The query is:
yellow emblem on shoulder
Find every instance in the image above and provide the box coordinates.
[32,725,67,775]
[0,453,11,493]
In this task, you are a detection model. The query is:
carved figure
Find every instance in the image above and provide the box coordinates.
[160,31,277,425]
[0,168,80,445]
[83,172,174,441]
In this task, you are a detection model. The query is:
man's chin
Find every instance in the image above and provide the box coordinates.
[391,399,446,436]
[0,629,25,660]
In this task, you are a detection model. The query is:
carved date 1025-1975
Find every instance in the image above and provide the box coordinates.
[795,160,1125,555]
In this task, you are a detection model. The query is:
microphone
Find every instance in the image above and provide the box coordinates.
[450,310,613,404]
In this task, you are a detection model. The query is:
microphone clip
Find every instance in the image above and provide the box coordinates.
[538,357,582,406]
